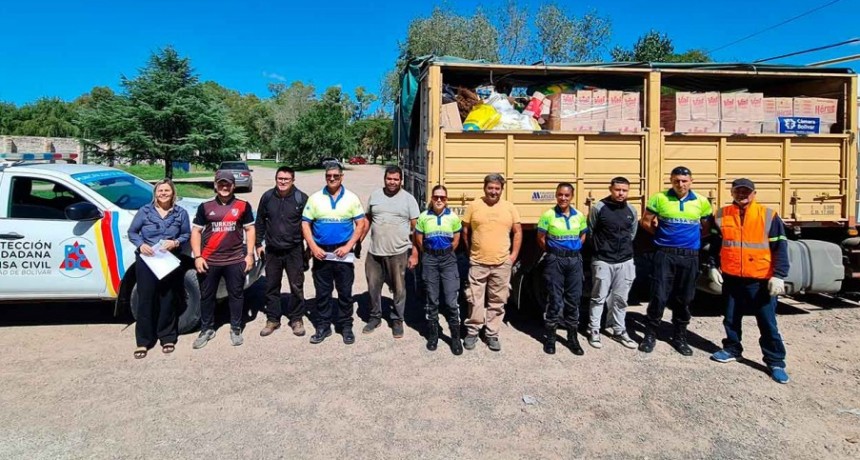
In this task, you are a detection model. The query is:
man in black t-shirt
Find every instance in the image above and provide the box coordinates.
[191,170,256,349]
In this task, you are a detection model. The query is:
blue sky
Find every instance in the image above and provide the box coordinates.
[1,0,858,106]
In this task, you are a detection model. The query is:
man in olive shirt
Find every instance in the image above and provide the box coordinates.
[461,173,523,352]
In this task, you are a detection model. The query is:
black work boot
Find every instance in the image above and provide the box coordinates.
[670,325,693,356]
[567,329,584,356]
[639,327,657,353]
[448,321,463,356]
[543,328,557,355]
[426,322,439,351]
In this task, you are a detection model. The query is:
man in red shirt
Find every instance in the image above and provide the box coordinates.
[191,170,256,349]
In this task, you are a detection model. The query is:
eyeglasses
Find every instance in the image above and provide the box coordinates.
[671,166,691,176]
[276,177,293,182]
[326,174,342,179]
[432,196,447,201]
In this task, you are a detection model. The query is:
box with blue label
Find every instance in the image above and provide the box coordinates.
[777,117,830,134]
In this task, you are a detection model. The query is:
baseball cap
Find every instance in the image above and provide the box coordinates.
[215,170,235,184]
[731,178,755,190]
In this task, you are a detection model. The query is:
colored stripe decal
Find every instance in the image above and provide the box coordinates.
[94,219,117,297]
[110,212,126,278]
[99,213,121,296]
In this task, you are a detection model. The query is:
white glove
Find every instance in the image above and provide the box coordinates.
[768,277,785,296]
[708,267,723,285]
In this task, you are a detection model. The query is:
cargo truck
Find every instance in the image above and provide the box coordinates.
[397,57,859,305]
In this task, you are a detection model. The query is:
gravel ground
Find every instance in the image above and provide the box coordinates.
[1,164,859,459]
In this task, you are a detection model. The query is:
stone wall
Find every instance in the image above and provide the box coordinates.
[1,136,83,156]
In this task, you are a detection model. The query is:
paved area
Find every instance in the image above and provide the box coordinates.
[1,164,859,459]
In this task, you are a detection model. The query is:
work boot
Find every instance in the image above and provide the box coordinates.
[289,319,306,337]
[639,327,657,353]
[342,327,355,345]
[362,317,381,334]
[670,326,693,356]
[309,326,332,344]
[448,322,463,356]
[259,321,280,337]
[426,322,439,351]
[567,329,584,356]
[543,329,557,355]
[392,320,405,339]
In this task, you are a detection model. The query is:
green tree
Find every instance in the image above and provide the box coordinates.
[275,86,357,167]
[76,88,130,166]
[15,98,80,137]
[81,46,245,178]
[497,0,532,64]
[535,3,611,63]
[352,86,377,121]
[0,102,19,135]
[261,81,316,159]
[201,81,267,153]
[351,118,393,163]
[610,30,711,63]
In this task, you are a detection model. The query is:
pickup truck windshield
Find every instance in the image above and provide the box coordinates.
[71,170,153,210]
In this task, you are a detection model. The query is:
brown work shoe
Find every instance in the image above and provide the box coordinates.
[260,321,281,337]
[289,319,306,337]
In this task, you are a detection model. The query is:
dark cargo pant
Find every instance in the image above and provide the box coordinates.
[646,248,698,330]
[263,246,306,324]
[543,253,583,330]
[421,251,460,325]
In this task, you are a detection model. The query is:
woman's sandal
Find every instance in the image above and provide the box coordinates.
[134,347,147,359]
[162,343,175,354]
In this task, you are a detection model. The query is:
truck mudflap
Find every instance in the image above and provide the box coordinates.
[698,239,844,296]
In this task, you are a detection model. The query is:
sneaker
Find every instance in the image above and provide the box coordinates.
[711,349,740,363]
[260,321,281,337]
[362,317,382,334]
[309,327,332,344]
[770,367,790,384]
[392,320,405,339]
[192,329,216,349]
[611,332,638,349]
[230,329,244,346]
[342,327,355,345]
[463,334,478,350]
[289,319,306,337]
[486,336,501,352]
[588,330,603,349]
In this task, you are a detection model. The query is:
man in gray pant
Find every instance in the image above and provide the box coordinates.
[361,165,420,338]
[587,177,638,349]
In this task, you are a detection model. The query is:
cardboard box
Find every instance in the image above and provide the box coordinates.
[763,98,778,121]
[749,93,764,122]
[622,92,640,120]
[603,119,641,133]
[690,93,707,120]
[575,90,593,119]
[721,93,738,121]
[674,120,720,133]
[762,122,778,134]
[736,94,750,121]
[591,89,608,119]
[440,102,463,130]
[563,118,604,132]
[814,97,838,123]
[705,92,721,120]
[720,121,762,134]
[540,98,551,117]
[793,97,816,117]
[546,93,578,130]
[674,92,691,120]
[776,98,793,117]
[608,90,623,119]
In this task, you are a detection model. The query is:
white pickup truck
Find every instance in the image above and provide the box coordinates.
[0,155,263,332]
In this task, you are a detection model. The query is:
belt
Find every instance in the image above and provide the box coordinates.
[658,247,699,256]
[547,248,580,257]
[318,242,348,252]
[424,247,453,256]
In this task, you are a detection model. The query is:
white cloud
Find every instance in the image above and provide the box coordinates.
[262,71,286,82]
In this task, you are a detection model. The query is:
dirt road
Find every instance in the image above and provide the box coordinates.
[1,164,859,459]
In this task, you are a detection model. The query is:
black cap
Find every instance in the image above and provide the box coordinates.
[731,178,755,190]
[670,166,692,176]
[215,170,235,184]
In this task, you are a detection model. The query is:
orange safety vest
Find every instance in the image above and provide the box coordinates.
[715,201,775,280]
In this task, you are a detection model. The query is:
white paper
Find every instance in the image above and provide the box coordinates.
[324,252,355,264]
[140,240,181,280]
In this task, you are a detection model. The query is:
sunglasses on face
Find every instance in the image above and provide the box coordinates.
[432,196,447,201]
[326,174,342,179]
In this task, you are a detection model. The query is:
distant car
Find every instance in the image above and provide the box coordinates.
[348,156,367,165]
[217,161,253,193]
[319,157,340,168]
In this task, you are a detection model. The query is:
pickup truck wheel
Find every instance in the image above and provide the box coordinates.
[129,268,202,334]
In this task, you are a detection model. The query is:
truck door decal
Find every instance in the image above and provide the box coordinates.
[94,212,125,296]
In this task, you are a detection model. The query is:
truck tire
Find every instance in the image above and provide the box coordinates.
[130,268,202,335]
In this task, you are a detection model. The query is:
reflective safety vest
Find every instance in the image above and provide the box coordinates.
[715,201,775,280]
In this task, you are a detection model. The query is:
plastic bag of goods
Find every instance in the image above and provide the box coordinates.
[463,104,502,131]
[493,111,541,131]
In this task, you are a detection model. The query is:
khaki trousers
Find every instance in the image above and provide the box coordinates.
[465,259,513,337]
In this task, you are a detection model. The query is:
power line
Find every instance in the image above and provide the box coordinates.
[708,0,844,54]
[754,38,860,63]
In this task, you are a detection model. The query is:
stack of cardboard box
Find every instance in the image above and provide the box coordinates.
[547,89,641,132]
[665,91,839,134]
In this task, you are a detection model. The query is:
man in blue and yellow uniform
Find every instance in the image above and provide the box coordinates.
[301,162,368,345]
[639,166,712,355]
[537,182,589,355]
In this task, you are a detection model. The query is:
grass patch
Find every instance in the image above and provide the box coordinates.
[176,183,215,199]
[118,164,215,181]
